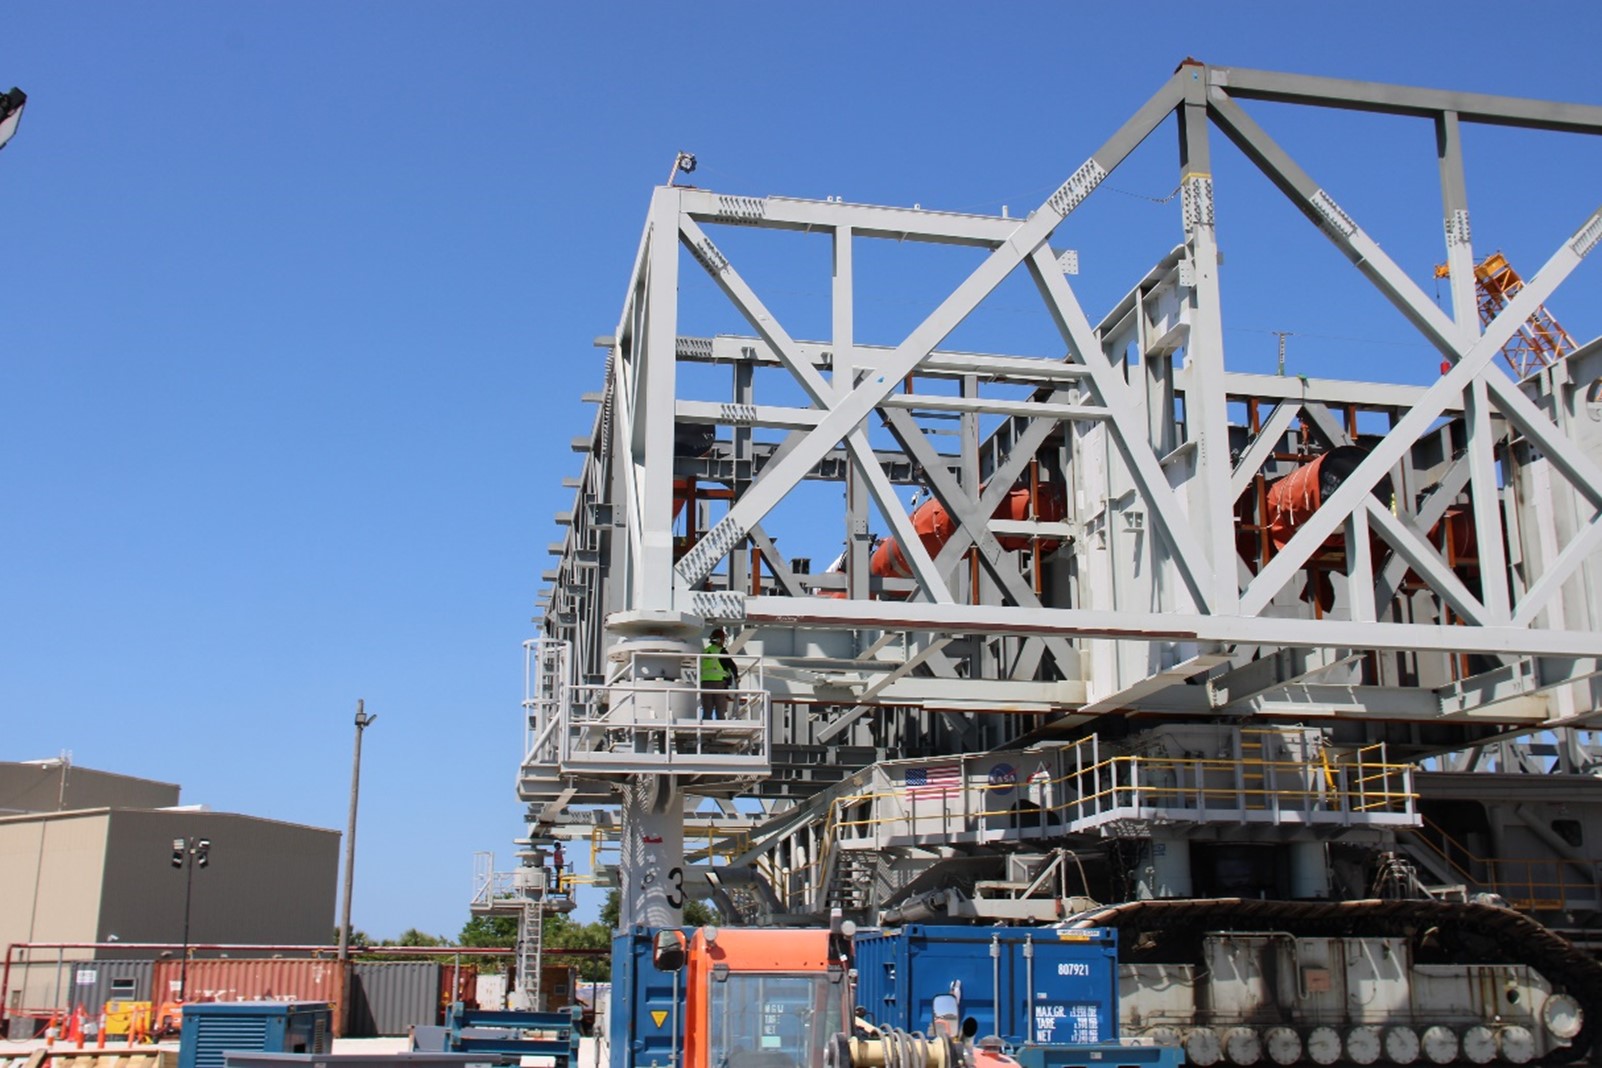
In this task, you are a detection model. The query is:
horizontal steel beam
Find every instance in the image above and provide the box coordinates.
[677,441,937,485]
[1211,65,1602,134]
[677,399,823,430]
[678,188,1022,247]
[1213,369,1459,411]
[677,333,1091,384]
[739,596,1602,658]
[763,673,1086,710]
[881,392,1107,421]
[684,333,1451,412]
[677,394,1106,427]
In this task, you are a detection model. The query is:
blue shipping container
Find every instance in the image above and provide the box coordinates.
[610,928,692,1068]
[851,926,1117,1049]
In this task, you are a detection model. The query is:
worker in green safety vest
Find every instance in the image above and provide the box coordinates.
[699,627,739,719]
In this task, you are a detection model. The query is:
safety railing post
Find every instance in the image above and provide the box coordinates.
[1340,765,1352,828]
[1268,754,1280,823]
[1233,731,1246,816]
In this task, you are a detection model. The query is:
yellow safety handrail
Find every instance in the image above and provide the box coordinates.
[1414,814,1597,911]
[821,746,1417,840]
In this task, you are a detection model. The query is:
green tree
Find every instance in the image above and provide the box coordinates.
[685,899,718,926]
[445,891,723,989]
[334,928,374,948]
[456,913,519,969]
[397,928,448,946]
[543,911,613,982]
[598,889,718,929]
[459,914,519,948]
[378,927,449,961]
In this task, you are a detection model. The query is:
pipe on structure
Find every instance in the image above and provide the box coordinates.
[871,483,1068,582]
[0,940,607,1022]
[1258,445,1484,612]
[1265,446,1392,552]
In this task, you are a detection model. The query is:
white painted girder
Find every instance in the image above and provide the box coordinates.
[739,595,1602,659]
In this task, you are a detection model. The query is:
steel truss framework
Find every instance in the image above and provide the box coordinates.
[531,62,1602,933]
[541,62,1602,760]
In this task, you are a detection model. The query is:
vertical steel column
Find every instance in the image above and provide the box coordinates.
[1435,113,1479,344]
[834,226,871,601]
[1180,84,1238,614]
[611,190,692,934]
[618,776,686,930]
[1438,110,1511,624]
[637,188,682,612]
[730,361,755,594]
[960,374,985,673]
[1464,379,1511,621]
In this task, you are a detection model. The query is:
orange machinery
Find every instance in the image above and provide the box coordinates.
[871,483,1067,582]
[653,926,846,1068]
[1434,251,1577,378]
[1237,444,1478,616]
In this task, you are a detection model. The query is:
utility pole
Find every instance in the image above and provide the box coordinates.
[338,700,376,961]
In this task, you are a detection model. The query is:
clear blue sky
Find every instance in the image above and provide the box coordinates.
[4,4,1600,939]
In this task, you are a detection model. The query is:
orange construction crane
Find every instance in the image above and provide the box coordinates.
[1435,251,1578,377]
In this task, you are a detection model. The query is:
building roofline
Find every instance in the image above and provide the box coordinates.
[2,761,181,793]
[0,806,338,836]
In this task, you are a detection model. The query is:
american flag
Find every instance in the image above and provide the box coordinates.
[906,763,962,800]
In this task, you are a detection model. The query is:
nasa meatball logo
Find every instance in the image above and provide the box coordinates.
[987,763,1017,794]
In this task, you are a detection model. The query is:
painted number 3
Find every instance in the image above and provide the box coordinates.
[667,866,684,909]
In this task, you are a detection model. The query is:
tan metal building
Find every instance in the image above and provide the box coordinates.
[0,764,339,1020]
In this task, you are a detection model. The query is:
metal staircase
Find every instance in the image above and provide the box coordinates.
[823,846,879,916]
[703,864,788,924]
[1401,816,1602,913]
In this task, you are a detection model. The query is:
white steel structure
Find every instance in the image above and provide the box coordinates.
[528,59,1602,990]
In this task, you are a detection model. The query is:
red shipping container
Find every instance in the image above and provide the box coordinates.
[152,959,348,1035]
[437,962,477,1019]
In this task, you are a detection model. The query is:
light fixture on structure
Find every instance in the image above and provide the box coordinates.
[0,88,27,151]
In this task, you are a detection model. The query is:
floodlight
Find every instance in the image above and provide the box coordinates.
[0,88,27,152]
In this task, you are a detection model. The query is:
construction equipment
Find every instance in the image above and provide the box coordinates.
[528,61,1602,1068]
[615,924,847,1068]
[1434,252,1578,377]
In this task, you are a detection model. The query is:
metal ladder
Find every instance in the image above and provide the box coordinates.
[515,892,544,1010]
